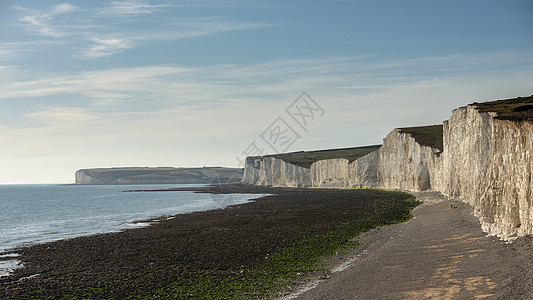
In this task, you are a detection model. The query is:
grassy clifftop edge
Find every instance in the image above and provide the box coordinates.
[76,167,243,184]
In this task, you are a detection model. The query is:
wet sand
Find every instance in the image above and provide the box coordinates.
[289,191,533,300]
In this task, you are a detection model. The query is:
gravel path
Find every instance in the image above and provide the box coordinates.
[291,192,533,300]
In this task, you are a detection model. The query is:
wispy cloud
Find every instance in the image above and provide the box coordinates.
[160,19,272,38]
[3,51,532,148]
[19,15,62,37]
[77,18,271,59]
[26,107,98,126]
[0,66,193,100]
[15,3,78,38]
[3,51,533,104]
[50,3,77,15]
[0,44,18,59]
[0,41,63,60]
[12,2,272,59]
[83,37,134,58]
[99,0,174,16]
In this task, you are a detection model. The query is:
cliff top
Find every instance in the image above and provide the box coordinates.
[77,167,243,184]
[398,125,443,152]
[269,145,382,168]
[473,95,533,122]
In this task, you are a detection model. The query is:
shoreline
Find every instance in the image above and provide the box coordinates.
[0,185,418,298]
[0,183,262,254]
[0,184,267,279]
[4,184,530,298]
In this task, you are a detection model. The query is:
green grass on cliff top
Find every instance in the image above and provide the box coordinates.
[79,167,243,183]
[268,145,382,168]
[398,125,443,152]
[263,124,445,168]
[473,95,533,122]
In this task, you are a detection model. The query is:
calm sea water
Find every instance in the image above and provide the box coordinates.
[0,184,264,277]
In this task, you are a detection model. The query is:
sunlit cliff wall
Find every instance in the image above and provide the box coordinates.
[441,105,533,239]
[243,101,533,239]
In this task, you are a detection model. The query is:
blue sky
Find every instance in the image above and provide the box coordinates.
[1,0,532,183]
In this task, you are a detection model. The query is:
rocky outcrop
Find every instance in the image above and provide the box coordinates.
[242,97,533,240]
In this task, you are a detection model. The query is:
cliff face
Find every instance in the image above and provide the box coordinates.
[376,129,442,192]
[242,98,533,240]
[242,157,310,187]
[309,150,381,188]
[348,150,381,188]
[75,170,107,185]
[75,167,243,185]
[250,129,442,192]
[310,158,350,187]
[442,106,533,239]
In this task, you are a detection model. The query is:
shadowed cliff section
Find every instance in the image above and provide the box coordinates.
[270,145,382,168]
[398,125,443,152]
[75,167,243,185]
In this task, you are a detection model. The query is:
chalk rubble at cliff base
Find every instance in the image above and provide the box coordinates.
[242,96,533,240]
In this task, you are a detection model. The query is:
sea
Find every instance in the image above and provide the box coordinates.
[0,184,265,277]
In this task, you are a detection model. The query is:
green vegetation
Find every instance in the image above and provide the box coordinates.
[473,95,533,122]
[269,145,381,168]
[4,189,419,299]
[142,191,419,299]
[78,167,243,184]
[399,125,443,152]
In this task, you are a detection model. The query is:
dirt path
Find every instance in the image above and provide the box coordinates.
[291,192,533,300]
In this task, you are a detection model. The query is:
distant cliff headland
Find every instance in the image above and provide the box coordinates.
[243,95,533,240]
[75,167,243,185]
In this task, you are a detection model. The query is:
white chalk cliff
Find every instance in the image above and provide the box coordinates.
[75,167,243,185]
[442,105,533,239]
[241,156,311,187]
[242,98,533,240]
[75,170,107,185]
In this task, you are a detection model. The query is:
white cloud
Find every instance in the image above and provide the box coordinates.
[19,15,64,38]
[2,53,532,137]
[83,37,134,58]
[0,42,26,60]
[143,18,273,40]
[50,3,77,15]
[12,2,272,59]
[76,19,271,59]
[26,107,98,125]
[2,52,533,105]
[22,107,100,134]
[0,65,194,101]
[16,3,78,38]
[100,0,174,16]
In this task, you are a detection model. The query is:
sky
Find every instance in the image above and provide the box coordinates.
[0,0,532,184]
